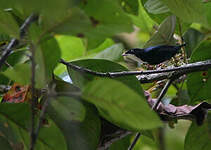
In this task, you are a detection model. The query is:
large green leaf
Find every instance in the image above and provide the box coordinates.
[144,15,176,48]
[83,78,162,131]
[67,59,144,97]
[161,0,209,28]
[48,97,85,122]
[47,99,100,150]
[0,103,67,150]
[184,113,211,150]
[187,41,211,103]
[0,10,19,38]
[47,80,100,150]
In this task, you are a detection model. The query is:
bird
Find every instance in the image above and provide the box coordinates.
[122,44,186,65]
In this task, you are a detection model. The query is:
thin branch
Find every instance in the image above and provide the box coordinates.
[0,13,38,70]
[128,133,141,150]
[129,77,175,150]
[60,59,211,78]
[152,79,174,110]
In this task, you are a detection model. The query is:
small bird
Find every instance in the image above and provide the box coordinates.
[122,44,186,65]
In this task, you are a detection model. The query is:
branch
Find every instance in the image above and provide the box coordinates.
[0,13,38,70]
[152,79,174,110]
[60,59,211,78]
[128,133,141,150]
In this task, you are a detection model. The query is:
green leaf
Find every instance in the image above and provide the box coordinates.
[48,96,85,122]
[87,38,115,54]
[54,35,85,75]
[47,101,100,150]
[0,10,19,38]
[83,78,162,130]
[93,43,124,61]
[187,41,211,103]
[183,28,205,58]
[144,15,176,48]
[67,59,144,97]
[184,113,211,150]
[161,0,208,28]
[141,0,171,24]
[0,103,67,150]
[2,63,31,85]
[144,0,169,14]
[129,1,155,33]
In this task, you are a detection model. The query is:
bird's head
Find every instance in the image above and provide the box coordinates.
[122,48,145,63]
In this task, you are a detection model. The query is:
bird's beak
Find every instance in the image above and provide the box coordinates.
[122,52,127,56]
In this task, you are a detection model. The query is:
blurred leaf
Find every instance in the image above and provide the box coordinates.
[133,133,157,150]
[166,120,191,150]
[54,35,85,75]
[183,28,205,58]
[3,63,31,85]
[0,10,19,38]
[67,59,144,97]
[82,0,133,49]
[184,113,211,150]
[0,136,13,150]
[119,0,139,15]
[144,0,169,14]
[0,103,66,150]
[42,8,92,36]
[187,41,211,103]
[94,43,123,61]
[35,37,61,88]
[83,78,162,131]
[129,1,155,33]
[141,0,171,24]
[161,0,208,28]
[144,15,176,48]
[47,101,100,150]
[204,3,211,28]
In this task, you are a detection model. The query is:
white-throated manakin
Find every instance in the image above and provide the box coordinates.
[122,44,186,65]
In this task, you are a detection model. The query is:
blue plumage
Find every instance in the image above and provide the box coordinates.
[123,44,186,65]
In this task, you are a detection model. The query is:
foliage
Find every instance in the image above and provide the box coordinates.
[0,0,211,150]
